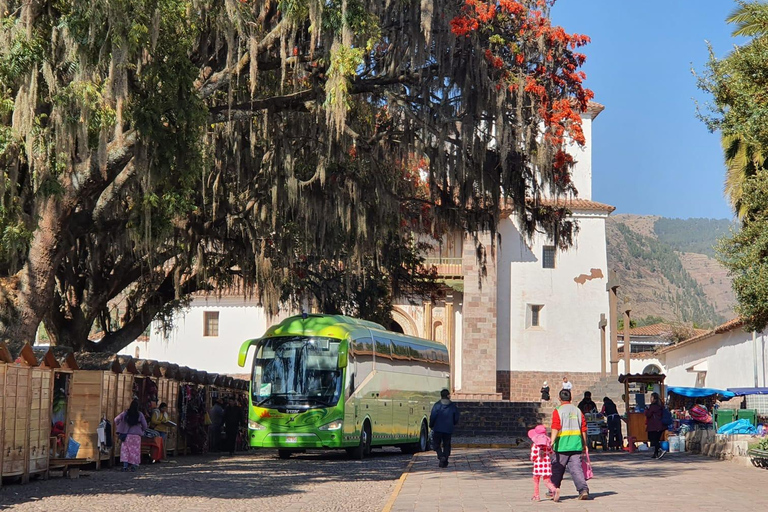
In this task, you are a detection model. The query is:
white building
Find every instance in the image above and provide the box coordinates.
[120,296,289,375]
[650,319,768,390]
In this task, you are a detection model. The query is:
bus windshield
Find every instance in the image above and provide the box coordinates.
[251,336,343,408]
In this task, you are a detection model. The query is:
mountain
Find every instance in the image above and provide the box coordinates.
[605,214,736,328]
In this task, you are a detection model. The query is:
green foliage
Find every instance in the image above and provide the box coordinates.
[718,171,768,331]
[635,315,667,327]
[653,218,736,257]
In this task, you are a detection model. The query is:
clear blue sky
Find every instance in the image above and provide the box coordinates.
[551,0,742,220]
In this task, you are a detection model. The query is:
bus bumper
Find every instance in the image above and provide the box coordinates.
[248,429,344,449]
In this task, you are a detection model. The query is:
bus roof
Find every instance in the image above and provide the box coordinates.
[262,314,385,339]
[261,314,447,352]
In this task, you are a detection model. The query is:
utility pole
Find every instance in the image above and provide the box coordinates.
[599,314,607,377]
[607,270,620,376]
[623,298,632,375]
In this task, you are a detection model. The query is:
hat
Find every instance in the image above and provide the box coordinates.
[542,381,548,387]
[527,425,551,447]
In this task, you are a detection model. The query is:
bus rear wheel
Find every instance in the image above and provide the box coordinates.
[401,421,428,454]
[277,450,293,459]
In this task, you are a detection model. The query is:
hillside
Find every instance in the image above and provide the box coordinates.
[606,215,736,328]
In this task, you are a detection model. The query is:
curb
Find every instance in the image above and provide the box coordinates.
[453,443,525,449]
[381,454,417,512]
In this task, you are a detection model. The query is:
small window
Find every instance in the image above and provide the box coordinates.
[527,304,544,329]
[203,311,220,337]
[542,246,556,269]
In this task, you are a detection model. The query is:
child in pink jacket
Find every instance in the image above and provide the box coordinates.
[528,425,557,501]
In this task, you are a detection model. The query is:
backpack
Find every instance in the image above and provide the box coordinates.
[661,407,673,428]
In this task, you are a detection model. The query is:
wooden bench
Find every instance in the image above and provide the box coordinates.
[49,458,91,478]
[748,449,768,468]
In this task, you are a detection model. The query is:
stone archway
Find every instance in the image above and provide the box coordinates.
[433,321,444,344]
[391,307,419,337]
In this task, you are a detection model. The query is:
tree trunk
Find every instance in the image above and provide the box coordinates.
[0,197,70,351]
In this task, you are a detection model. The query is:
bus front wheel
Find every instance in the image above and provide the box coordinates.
[277,450,293,459]
[347,422,371,460]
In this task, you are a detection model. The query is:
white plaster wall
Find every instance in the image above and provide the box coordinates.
[567,115,593,200]
[120,296,278,375]
[498,213,609,372]
[662,330,768,389]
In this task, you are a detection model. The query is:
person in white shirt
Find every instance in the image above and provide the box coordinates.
[562,377,572,390]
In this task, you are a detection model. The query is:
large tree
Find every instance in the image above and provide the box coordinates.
[702,0,768,330]
[0,0,592,352]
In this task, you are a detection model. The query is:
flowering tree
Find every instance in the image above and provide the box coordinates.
[0,0,592,351]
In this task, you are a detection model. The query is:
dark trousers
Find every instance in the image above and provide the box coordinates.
[551,452,589,494]
[607,416,622,449]
[433,431,452,461]
[224,424,238,454]
[648,430,663,455]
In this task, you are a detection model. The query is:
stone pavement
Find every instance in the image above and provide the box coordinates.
[0,448,411,512]
[387,447,768,511]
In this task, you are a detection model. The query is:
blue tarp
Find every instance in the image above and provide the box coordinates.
[727,387,768,396]
[667,386,736,400]
[717,419,758,435]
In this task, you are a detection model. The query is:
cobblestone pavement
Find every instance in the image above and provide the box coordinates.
[0,448,411,512]
[390,447,768,511]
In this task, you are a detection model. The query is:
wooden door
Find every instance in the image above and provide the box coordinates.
[28,368,52,477]
[100,372,117,462]
[0,363,5,485]
[2,366,31,477]
[67,370,104,462]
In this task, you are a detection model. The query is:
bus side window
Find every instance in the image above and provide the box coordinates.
[349,356,356,394]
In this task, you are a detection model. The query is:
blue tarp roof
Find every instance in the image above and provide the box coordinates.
[727,387,768,396]
[667,386,736,400]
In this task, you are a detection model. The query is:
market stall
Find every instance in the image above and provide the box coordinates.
[666,386,736,433]
[0,342,51,484]
[727,387,768,427]
[618,373,667,444]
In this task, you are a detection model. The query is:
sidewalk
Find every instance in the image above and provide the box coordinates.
[385,447,768,511]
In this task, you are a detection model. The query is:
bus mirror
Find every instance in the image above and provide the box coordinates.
[238,339,257,367]
[337,350,348,369]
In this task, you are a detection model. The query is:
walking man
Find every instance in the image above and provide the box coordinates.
[430,389,460,468]
[550,389,590,501]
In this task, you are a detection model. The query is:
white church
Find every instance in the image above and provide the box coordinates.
[122,102,614,400]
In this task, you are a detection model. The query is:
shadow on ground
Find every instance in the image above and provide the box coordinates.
[0,448,411,509]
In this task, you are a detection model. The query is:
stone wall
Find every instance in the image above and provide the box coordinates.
[497,370,605,401]
[452,400,548,438]
[459,234,498,394]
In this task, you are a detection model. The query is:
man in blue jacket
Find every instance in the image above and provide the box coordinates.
[429,389,460,468]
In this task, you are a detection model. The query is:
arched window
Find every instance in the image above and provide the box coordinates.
[642,364,662,375]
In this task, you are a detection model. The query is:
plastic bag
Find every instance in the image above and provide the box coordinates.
[65,437,81,459]
[581,452,593,480]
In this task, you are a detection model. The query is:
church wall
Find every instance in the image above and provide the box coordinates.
[498,214,610,374]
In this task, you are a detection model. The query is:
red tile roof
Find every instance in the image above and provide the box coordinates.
[628,323,708,338]
[531,198,616,213]
[656,318,745,354]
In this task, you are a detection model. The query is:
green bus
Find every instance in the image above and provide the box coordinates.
[237,314,450,458]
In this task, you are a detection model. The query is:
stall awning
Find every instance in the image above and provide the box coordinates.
[727,387,768,396]
[667,386,735,400]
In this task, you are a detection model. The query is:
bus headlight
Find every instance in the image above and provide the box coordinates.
[318,420,343,431]
[248,419,266,430]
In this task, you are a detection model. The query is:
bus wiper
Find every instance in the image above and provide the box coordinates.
[305,397,331,407]
[256,396,275,407]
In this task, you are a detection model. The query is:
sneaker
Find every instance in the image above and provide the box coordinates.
[553,488,561,503]
[578,491,590,500]
[657,450,667,459]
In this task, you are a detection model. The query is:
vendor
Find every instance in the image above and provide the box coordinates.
[150,401,171,459]
[578,391,598,415]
